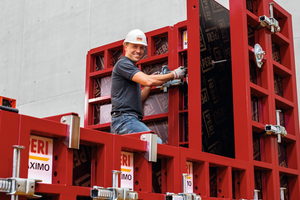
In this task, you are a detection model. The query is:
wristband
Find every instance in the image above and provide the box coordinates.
[172,71,177,79]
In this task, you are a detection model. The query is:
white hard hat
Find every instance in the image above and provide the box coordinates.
[123,29,148,46]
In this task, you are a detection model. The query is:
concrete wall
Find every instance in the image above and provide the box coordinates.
[0,0,299,126]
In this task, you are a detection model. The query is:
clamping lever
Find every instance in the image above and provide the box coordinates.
[156,65,184,92]
[258,3,280,34]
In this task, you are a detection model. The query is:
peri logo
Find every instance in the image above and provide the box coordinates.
[136,37,143,42]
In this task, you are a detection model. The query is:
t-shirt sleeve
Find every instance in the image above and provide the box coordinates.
[116,60,141,80]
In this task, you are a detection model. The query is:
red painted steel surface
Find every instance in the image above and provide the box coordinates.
[230,0,300,199]
[0,0,299,200]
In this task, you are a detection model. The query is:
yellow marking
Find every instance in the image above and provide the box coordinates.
[29,155,49,161]
[184,31,187,41]
[187,176,191,179]
[121,168,131,172]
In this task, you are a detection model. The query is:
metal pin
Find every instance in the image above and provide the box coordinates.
[269,3,275,18]
[12,145,25,200]
[111,170,121,188]
[280,187,286,200]
[212,59,227,66]
[276,110,282,143]
[254,189,260,200]
[182,173,189,194]
[269,3,275,33]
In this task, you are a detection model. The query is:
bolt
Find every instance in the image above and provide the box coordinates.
[61,117,67,123]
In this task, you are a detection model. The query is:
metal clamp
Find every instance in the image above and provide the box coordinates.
[258,3,280,34]
[140,133,157,162]
[265,110,287,143]
[61,114,80,149]
[91,171,138,200]
[254,44,265,68]
[0,146,41,199]
[166,174,201,200]
[156,65,184,92]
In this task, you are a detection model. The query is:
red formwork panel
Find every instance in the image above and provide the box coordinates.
[113,132,181,200]
[180,147,250,199]
[0,112,115,200]
[1,0,299,200]
[0,110,20,200]
[230,0,300,199]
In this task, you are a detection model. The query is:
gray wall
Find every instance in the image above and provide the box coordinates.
[0,0,299,126]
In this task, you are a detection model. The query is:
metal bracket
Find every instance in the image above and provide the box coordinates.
[140,133,157,162]
[0,178,42,198]
[0,145,42,199]
[254,44,265,68]
[166,174,201,200]
[61,114,80,149]
[156,65,184,92]
[91,171,138,200]
[265,110,287,143]
[258,3,280,34]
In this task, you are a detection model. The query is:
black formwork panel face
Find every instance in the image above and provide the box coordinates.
[199,0,235,158]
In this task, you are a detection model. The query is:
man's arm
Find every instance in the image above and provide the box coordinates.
[141,86,151,104]
[132,72,174,87]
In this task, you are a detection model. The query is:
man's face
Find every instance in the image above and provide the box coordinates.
[124,43,145,62]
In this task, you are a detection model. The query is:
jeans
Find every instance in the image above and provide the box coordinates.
[111,113,163,144]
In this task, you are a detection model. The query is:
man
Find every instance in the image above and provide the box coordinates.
[110,29,186,143]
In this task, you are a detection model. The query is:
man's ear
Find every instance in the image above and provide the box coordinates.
[124,43,128,51]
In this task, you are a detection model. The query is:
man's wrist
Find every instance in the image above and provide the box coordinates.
[172,71,177,79]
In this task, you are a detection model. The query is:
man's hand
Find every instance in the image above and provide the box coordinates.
[172,66,186,79]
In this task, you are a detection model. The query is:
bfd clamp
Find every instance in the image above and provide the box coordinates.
[91,170,138,200]
[258,3,280,34]
[157,65,184,92]
[0,145,41,199]
[265,110,287,143]
[166,174,201,200]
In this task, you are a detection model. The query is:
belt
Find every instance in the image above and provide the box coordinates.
[111,111,143,121]
[111,111,122,117]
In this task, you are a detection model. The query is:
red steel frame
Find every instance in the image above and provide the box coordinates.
[230,0,300,199]
[0,0,299,200]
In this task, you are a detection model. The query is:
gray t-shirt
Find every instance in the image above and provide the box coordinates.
[111,56,143,119]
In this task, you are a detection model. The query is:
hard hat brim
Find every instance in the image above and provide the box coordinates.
[123,40,148,46]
